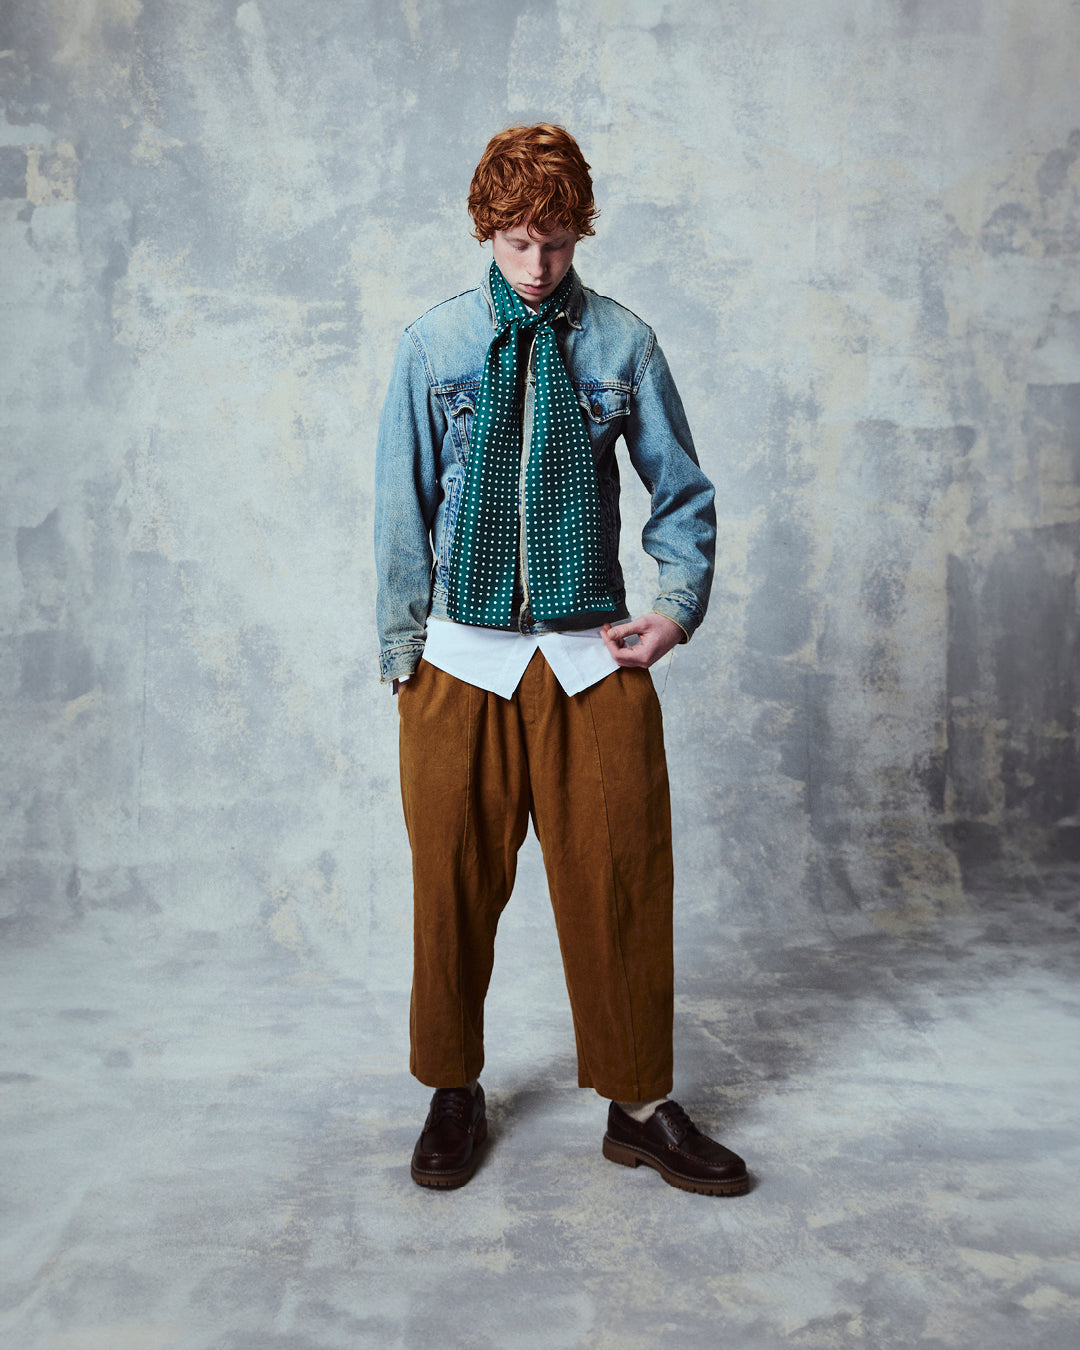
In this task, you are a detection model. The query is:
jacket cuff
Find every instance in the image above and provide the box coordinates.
[379,640,425,683]
[650,594,703,643]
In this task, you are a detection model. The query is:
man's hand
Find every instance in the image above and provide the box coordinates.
[601,613,684,669]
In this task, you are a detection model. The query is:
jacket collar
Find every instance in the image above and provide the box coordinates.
[481,264,585,332]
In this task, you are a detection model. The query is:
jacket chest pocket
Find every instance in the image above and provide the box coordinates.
[442,386,479,463]
[574,383,630,455]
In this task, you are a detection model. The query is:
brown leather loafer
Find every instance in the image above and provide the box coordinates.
[410,1085,487,1189]
[602,1100,750,1195]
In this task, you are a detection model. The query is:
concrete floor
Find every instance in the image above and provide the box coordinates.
[2,863,1079,1350]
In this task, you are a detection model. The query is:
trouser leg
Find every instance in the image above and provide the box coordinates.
[398,660,530,1087]
[521,655,675,1102]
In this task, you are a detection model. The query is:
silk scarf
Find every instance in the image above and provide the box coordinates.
[446,261,616,628]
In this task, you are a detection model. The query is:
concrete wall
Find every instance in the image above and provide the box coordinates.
[3,0,1078,962]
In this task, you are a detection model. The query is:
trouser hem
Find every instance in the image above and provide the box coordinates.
[588,1079,675,1102]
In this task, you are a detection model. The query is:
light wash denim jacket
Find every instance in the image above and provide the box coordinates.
[374,267,716,683]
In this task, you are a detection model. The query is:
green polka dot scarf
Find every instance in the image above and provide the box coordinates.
[447,261,617,629]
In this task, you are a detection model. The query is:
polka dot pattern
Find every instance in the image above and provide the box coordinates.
[447,262,617,629]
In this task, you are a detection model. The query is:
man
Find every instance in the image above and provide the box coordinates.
[374,124,748,1196]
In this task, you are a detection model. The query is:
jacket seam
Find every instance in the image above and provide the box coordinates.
[405,325,438,391]
[631,327,657,396]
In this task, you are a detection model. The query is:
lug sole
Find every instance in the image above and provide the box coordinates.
[602,1134,750,1196]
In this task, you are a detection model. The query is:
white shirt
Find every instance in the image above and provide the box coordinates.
[418,618,619,698]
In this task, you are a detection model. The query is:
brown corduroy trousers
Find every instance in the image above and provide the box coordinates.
[397,652,674,1101]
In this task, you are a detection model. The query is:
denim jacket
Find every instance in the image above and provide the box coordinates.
[374,267,716,683]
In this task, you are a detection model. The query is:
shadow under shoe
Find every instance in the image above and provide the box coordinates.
[411,1084,488,1189]
[603,1099,750,1196]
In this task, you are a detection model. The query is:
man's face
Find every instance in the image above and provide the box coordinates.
[491,221,577,304]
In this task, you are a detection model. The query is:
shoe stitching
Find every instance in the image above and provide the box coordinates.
[611,1110,743,1177]
[419,1143,476,1160]
[615,1140,746,1186]
[413,1158,475,1174]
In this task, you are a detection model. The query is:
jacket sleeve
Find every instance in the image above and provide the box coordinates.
[622,335,717,640]
[374,327,447,682]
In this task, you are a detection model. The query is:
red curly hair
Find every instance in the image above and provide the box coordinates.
[468,124,599,243]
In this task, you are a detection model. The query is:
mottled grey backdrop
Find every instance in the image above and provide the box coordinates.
[3,0,1078,965]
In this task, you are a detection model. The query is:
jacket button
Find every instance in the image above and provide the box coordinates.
[591,402,603,419]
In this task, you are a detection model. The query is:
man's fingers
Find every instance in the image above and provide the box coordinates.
[601,623,634,654]
[602,615,681,671]
[603,613,682,669]
[602,621,643,648]
[608,633,659,666]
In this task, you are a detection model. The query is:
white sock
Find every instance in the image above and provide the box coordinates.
[616,1096,666,1123]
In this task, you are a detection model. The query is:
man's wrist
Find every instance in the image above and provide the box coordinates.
[649,607,691,644]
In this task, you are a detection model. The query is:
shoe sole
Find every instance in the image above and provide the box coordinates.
[411,1119,488,1189]
[602,1134,750,1196]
